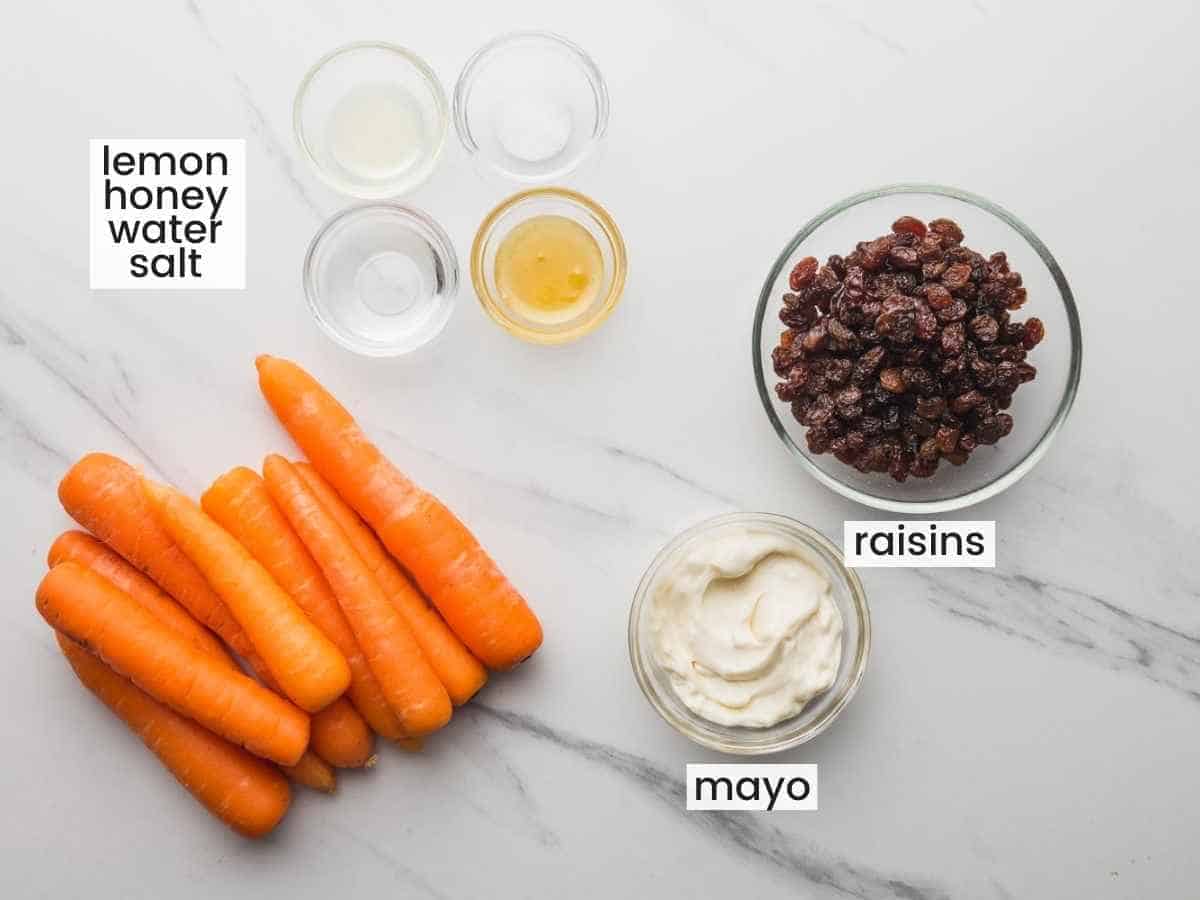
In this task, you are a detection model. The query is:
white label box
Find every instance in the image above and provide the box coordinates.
[686,764,818,811]
[89,138,245,289]
[844,520,996,567]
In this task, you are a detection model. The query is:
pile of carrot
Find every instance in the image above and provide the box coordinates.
[35,355,542,839]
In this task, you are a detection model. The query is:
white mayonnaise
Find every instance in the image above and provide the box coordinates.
[647,527,843,728]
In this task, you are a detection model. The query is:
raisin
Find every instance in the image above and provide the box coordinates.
[935,424,961,454]
[910,457,938,478]
[940,322,966,355]
[951,390,985,415]
[780,303,817,329]
[916,395,946,419]
[969,314,1000,344]
[876,309,916,345]
[922,260,948,281]
[928,218,964,244]
[852,345,887,384]
[914,305,939,341]
[789,257,819,291]
[1022,318,1045,349]
[934,300,968,324]
[891,216,928,239]
[837,386,863,407]
[800,321,828,352]
[941,263,972,291]
[975,416,1004,445]
[879,368,907,394]
[828,317,858,349]
[888,245,920,270]
[1005,287,1028,309]
[924,284,954,310]
[772,344,795,376]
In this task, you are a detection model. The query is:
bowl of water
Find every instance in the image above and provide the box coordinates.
[302,204,458,356]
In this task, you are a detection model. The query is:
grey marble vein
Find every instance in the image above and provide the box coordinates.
[182,0,325,221]
[602,440,740,509]
[912,567,1200,703]
[325,820,454,900]
[0,303,171,481]
[815,1,910,56]
[468,703,952,900]
[0,391,71,480]
[373,423,644,531]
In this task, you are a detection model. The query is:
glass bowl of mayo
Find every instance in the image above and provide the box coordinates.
[628,512,870,754]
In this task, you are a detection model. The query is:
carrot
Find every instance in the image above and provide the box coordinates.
[48,529,355,781]
[294,462,487,705]
[46,530,234,666]
[57,633,291,837]
[263,454,452,737]
[309,697,376,768]
[201,467,404,743]
[255,355,543,670]
[141,479,351,713]
[38,562,309,766]
[282,751,336,794]
[57,453,269,675]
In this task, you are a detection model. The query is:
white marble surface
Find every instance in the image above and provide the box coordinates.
[3,1,1199,897]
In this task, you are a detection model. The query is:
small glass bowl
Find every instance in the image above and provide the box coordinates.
[303,203,458,356]
[471,187,626,344]
[294,42,449,198]
[628,513,870,755]
[454,31,608,183]
[753,184,1082,513]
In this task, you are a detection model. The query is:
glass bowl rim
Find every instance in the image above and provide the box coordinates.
[751,182,1083,514]
[301,201,460,358]
[452,30,610,183]
[292,41,450,199]
[627,511,871,755]
[470,186,627,345]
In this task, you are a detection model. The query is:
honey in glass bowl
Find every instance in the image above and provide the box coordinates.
[494,214,603,325]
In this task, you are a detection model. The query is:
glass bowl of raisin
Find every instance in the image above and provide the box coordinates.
[753,184,1081,513]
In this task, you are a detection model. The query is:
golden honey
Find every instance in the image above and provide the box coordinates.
[494,214,603,323]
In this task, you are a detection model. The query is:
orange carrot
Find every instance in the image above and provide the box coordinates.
[294,462,487,705]
[309,697,376,768]
[47,530,234,667]
[282,751,336,794]
[201,467,404,743]
[57,633,291,837]
[263,454,452,737]
[38,562,309,766]
[48,527,354,780]
[57,453,270,675]
[256,356,543,670]
[142,479,350,713]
